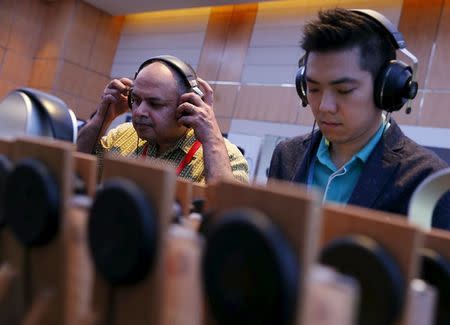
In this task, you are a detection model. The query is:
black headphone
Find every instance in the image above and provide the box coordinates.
[127,55,204,109]
[295,9,418,113]
[0,87,77,142]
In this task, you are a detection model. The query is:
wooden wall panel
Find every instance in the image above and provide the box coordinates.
[391,91,423,126]
[426,0,450,89]
[63,1,101,67]
[216,117,232,134]
[80,70,110,102]
[55,60,86,97]
[0,51,33,86]
[88,14,124,75]
[297,105,315,126]
[29,58,59,89]
[75,97,98,120]
[234,85,299,123]
[111,8,208,79]
[419,92,450,128]
[234,85,265,120]
[217,4,258,81]
[0,48,5,70]
[197,6,234,81]
[0,79,19,100]
[35,0,123,116]
[0,0,14,48]
[197,4,257,82]
[0,0,124,119]
[7,0,46,55]
[34,0,74,60]
[398,0,443,88]
[212,84,239,118]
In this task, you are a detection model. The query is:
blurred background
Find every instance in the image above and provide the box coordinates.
[0,0,449,182]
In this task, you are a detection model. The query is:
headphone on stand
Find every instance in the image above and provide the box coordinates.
[295,9,419,114]
[127,55,204,109]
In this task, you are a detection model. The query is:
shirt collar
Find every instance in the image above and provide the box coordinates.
[316,116,389,168]
[176,128,197,154]
[355,118,388,163]
[139,128,197,157]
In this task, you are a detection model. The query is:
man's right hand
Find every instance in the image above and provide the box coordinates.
[77,77,133,154]
[96,78,133,122]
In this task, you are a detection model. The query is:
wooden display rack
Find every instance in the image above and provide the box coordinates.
[0,137,98,324]
[0,136,75,324]
[175,178,193,217]
[321,204,424,325]
[423,228,450,261]
[73,151,97,197]
[0,138,14,323]
[90,154,177,325]
[205,179,322,325]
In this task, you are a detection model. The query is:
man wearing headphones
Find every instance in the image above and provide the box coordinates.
[77,56,248,184]
[268,8,450,230]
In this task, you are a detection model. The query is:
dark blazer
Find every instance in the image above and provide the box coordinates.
[268,120,450,230]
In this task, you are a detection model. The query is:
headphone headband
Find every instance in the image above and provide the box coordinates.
[134,55,203,97]
[295,9,418,113]
[351,9,406,49]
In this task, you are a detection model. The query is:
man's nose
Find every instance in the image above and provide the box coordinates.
[134,102,149,117]
[318,91,337,113]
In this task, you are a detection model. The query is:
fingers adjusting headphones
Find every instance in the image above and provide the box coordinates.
[127,55,204,110]
[296,9,419,113]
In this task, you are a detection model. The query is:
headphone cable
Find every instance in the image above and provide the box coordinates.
[90,103,111,155]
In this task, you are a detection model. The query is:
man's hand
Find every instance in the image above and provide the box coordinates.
[175,78,222,144]
[96,78,133,123]
[175,78,235,184]
[96,78,133,122]
[77,78,133,154]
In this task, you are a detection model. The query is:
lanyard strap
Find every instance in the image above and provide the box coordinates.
[176,140,201,175]
[141,140,202,176]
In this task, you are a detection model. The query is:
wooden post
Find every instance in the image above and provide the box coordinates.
[3,136,74,325]
[204,180,322,325]
[321,204,424,325]
[420,228,450,324]
[90,155,177,325]
[175,178,193,217]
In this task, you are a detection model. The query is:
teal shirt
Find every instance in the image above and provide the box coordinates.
[311,121,388,204]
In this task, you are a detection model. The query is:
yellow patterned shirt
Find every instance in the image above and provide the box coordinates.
[98,123,249,184]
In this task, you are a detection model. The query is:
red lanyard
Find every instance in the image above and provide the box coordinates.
[141,140,201,176]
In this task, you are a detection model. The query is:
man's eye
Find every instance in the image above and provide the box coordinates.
[337,88,355,94]
[131,94,141,105]
[308,88,320,94]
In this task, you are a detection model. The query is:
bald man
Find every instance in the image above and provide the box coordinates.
[77,58,248,184]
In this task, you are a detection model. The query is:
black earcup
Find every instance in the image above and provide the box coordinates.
[0,155,13,227]
[374,61,418,112]
[320,234,405,325]
[127,88,133,110]
[88,178,158,286]
[420,248,450,324]
[19,88,76,142]
[4,159,60,246]
[295,55,308,107]
[202,208,299,325]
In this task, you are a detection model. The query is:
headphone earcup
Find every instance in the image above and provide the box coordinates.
[127,89,133,110]
[295,65,308,107]
[374,61,418,112]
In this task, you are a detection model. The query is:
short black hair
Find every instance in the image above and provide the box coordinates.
[301,8,396,81]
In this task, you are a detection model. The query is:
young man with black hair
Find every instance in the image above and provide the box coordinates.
[77,59,248,184]
[268,8,450,230]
